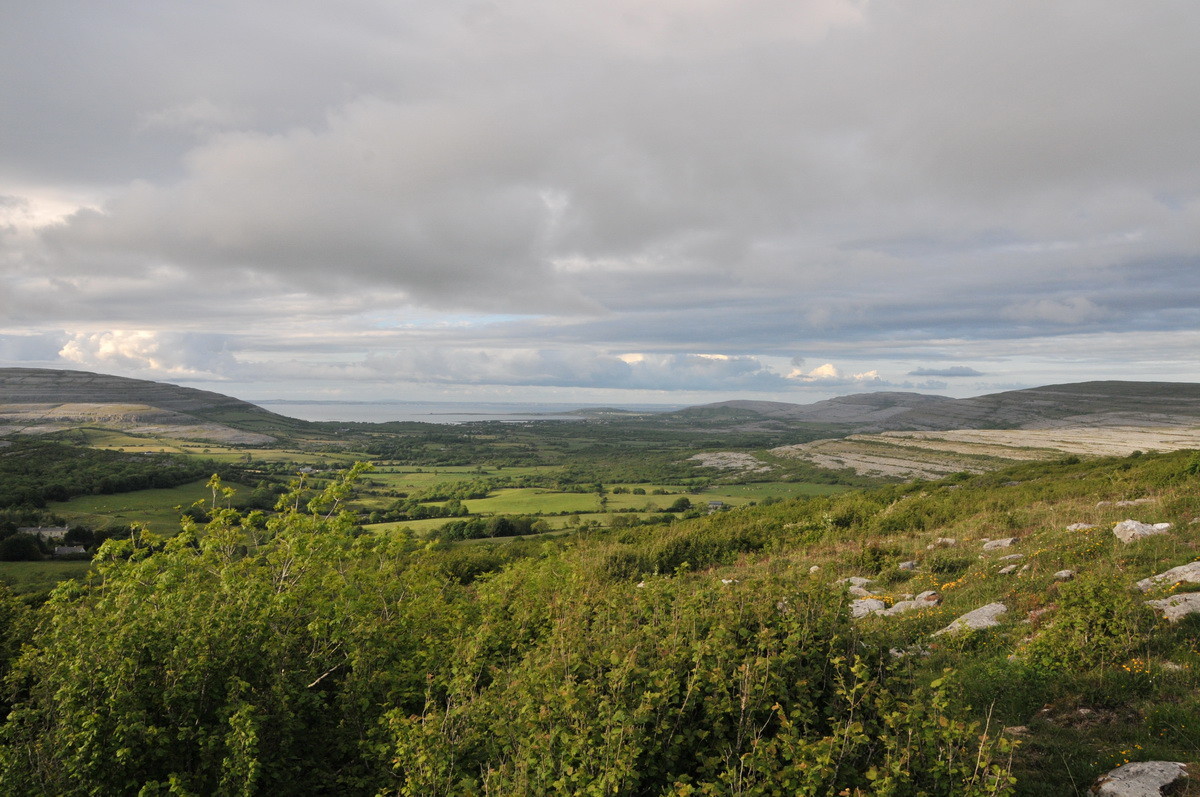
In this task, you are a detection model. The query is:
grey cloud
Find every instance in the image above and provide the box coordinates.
[908,367,984,378]
[2,1,1199,397]
[0,333,69,362]
[1002,297,1105,326]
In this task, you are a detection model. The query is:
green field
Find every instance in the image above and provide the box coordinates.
[459,488,601,515]
[361,478,854,537]
[363,518,449,535]
[461,483,849,516]
[48,479,250,533]
[38,465,852,538]
[0,561,92,594]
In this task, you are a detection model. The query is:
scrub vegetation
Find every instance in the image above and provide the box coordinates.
[0,440,1199,792]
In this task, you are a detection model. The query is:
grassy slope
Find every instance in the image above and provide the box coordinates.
[584,449,1200,794]
[14,443,1200,791]
[373,447,1198,792]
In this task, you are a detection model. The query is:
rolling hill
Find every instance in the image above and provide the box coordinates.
[0,367,305,443]
[684,382,1200,480]
[682,381,1200,432]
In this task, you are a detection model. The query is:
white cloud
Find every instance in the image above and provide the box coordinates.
[789,363,841,380]
[59,330,237,379]
[786,362,883,385]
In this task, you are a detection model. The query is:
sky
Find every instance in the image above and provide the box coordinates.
[2,1,1198,406]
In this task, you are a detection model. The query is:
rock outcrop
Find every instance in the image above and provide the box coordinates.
[850,598,887,619]
[982,537,1017,551]
[1113,520,1172,544]
[1089,760,1187,796]
[1145,594,1200,623]
[878,591,940,616]
[1136,561,1200,592]
[933,603,1008,636]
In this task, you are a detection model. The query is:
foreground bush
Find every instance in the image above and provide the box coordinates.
[0,469,1012,795]
[386,569,1014,796]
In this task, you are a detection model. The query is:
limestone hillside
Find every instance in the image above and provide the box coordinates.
[685,381,1200,432]
[673,449,1200,794]
[0,367,303,443]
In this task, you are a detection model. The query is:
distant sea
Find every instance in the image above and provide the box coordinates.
[253,400,682,425]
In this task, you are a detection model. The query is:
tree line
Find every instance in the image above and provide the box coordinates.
[0,440,215,509]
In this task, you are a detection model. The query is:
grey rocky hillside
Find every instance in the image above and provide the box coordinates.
[0,367,303,443]
[680,381,1200,433]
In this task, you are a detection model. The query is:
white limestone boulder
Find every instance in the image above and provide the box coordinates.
[1145,593,1200,623]
[1136,561,1200,592]
[933,603,1008,636]
[1089,760,1187,796]
[1113,520,1172,544]
[983,537,1017,551]
[850,598,887,619]
[878,591,940,616]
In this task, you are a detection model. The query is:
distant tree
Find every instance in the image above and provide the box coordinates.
[0,534,43,562]
[63,526,94,547]
[667,496,692,513]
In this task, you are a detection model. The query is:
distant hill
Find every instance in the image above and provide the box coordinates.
[685,393,954,425]
[891,381,1200,430]
[668,381,1200,480]
[680,381,1200,432]
[0,367,305,443]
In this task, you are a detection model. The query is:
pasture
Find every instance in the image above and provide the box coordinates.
[48,479,251,533]
[0,561,93,594]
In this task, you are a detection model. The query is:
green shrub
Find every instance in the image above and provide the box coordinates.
[600,549,647,582]
[925,551,975,577]
[385,577,1014,796]
[1022,576,1149,672]
[848,543,906,575]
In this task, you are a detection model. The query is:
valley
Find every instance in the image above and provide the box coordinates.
[3,368,1200,793]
